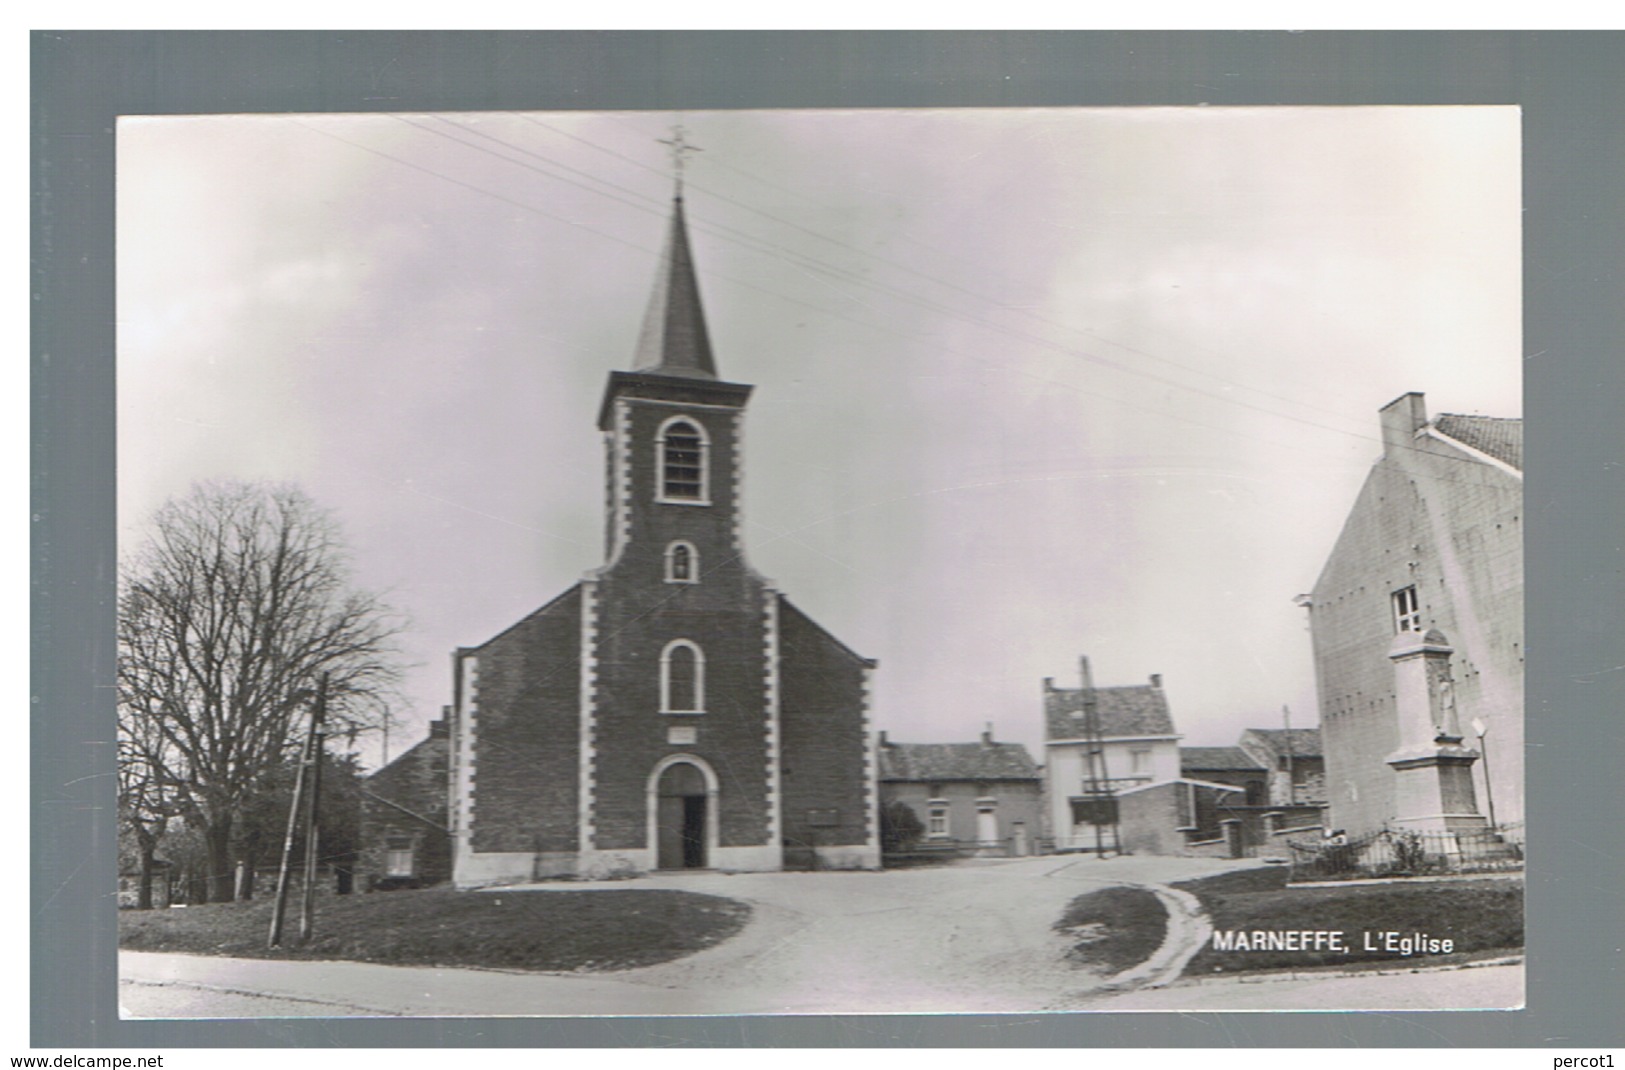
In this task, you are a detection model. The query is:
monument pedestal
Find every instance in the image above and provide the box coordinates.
[1386,628,1487,833]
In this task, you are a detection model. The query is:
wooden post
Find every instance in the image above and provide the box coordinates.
[1282,704,1297,806]
[299,675,328,943]
[268,684,320,949]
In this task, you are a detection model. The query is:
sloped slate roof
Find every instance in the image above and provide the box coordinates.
[878,741,1040,782]
[1242,727,1323,758]
[1435,414,1522,471]
[632,196,717,380]
[1180,746,1264,772]
[1045,685,1175,740]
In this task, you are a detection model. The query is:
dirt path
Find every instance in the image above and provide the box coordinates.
[121,855,1258,1017]
[592,855,1247,1012]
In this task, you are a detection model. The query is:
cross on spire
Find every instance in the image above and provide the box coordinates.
[658,122,703,197]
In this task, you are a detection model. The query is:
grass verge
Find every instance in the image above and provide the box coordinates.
[119,886,751,972]
[1174,866,1523,976]
[1054,886,1167,976]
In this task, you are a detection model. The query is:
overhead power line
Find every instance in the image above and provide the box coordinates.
[286,114,1517,486]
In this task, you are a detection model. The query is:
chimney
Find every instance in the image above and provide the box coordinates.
[878,730,889,748]
[1079,656,1094,692]
[1150,673,1163,689]
[982,722,994,745]
[1042,676,1054,692]
[1379,392,1428,457]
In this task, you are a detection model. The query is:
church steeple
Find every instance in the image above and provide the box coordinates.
[630,196,717,380]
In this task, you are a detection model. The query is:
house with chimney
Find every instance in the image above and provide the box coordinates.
[358,716,453,890]
[877,729,1043,857]
[1042,660,1181,852]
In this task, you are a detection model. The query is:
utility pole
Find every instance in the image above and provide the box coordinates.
[298,675,328,943]
[1472,717,1498,830]
[1078,656,1119,858]
[1282,704,1296,806]
[269,674,327,949]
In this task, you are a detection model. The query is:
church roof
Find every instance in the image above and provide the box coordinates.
[631,197,717,380]
[1045,684,1176,740]
[878,741,1040,782]
[1434,413,1522,471]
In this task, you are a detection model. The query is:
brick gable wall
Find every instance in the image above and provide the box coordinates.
[467,587,583,854]
[777,597,874,857]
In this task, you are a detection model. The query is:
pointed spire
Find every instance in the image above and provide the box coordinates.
[631,196,717,380]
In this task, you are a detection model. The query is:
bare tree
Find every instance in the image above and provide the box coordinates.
[117,482,403,903]
[117,691,182,909]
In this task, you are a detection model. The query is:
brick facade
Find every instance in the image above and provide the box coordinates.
[359,720,452,889]
[778,600,877,865]
[442,197,876,885]
[463,589,582,856]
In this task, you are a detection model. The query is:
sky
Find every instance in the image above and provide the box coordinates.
[116,106,1521,770]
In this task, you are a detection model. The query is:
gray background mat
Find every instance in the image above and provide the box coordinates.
[31,30,1625,1047]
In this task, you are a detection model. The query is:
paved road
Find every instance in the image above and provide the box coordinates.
[119,855,1520,1018]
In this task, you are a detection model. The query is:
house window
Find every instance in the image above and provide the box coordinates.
[385,836,414,878]
[927,806,949,838]
[660,639,705,713]
[1130,748,1150,775]
[1392,585,1422,633]
[658,418,708,503]
[1071,797,1119,827]
[664,541,698,584]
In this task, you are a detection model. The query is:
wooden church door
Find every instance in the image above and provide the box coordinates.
[656,761,709,869]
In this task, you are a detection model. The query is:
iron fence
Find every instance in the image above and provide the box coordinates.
[1287,823,1524,882]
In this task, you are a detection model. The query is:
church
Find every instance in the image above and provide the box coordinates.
[440,193,880,886]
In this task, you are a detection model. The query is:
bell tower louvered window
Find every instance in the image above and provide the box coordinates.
[658,418,708,503]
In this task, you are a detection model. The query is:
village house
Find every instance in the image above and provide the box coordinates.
[1237,727,1327,807]
[1178,746,1268,806]
[877,729,1043,857]
[1302,392,1522,837]
[358,716,452,890]
[1042,660,1181,852]
[433,195,877,885]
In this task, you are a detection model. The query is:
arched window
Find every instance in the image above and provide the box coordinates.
[657,417,708,504]
[664,540,698,584]
[660,639,705,713]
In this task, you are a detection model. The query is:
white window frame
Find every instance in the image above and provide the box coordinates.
[927,805,949,839]
[660,638,706,714]
[384,841,415,878]
[656,416,711,506]
[664,540,699,584]
[1392,585,1422,633]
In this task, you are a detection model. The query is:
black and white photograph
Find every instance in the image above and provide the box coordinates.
[113,105,1524,1017]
